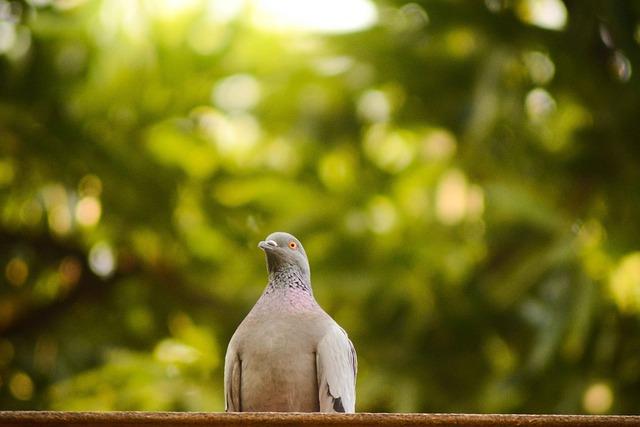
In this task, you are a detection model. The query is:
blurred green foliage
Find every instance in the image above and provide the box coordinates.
[1,0,640,414]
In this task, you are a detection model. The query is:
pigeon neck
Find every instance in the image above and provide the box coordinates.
[267,266,313,296]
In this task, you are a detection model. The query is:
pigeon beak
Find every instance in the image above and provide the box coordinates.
[258,239,278,251]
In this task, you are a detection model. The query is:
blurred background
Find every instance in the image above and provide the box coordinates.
[1,0,639,414]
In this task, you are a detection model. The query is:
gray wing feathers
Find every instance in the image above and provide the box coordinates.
[316,324,357,413]
[224,345,241,412]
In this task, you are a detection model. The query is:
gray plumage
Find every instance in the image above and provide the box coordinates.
[224,232,357,412]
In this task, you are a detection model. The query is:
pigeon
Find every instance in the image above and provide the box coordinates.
[224,231,357,413]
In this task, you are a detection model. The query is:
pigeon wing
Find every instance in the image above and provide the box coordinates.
[316,324,357,413]
[224,341,242,412]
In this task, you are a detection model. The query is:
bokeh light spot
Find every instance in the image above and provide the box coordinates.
[525,88,556,122]
[42,184,72,235]
[364,125,415,173]
[0,0,21,22]
[59,256,82,287]
[0,21,16,53]
[20,198,43,226]
[421,129,457,161]
[75,196,102,227]
[445,28,477,58]
[262,137,300,174]
[195,110,262,167]
[251,0,377,34]
[6,25,30,60]
[79,174,103,197]
[212,74,261,113]
[33,270,61,301]
[599,25,614,49]
[5,257,28,287]
[207,0,244,23]
[89,242,116,278]
[516,0,567,31]
[53,0,87,11]
[344,210,368,235]
[314,56,354,76]
[485,0,505,13]
[367,196,398,234]
[610,51,632,82]
[357,90,391,123]
[583,382,613,414]
[318,148,357,191]
[154,339,200,365]
[9,371,34,401]
[609,252,640,313]
[523,51,555,85]
[399,3,429,31]
[187,20,227,55]
[436,169,468,225]
[49,205,72,235]
[150,0,200,20]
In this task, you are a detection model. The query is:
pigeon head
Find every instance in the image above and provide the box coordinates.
[258,232,310,279]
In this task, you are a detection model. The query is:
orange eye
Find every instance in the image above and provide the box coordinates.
[288,241,297,249]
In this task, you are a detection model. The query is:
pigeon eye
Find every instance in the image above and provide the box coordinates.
[288,241,297,250]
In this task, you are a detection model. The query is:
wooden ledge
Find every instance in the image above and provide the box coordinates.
[1,412,639,427]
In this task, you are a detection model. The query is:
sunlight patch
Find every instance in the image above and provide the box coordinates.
[251,0,377,34]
